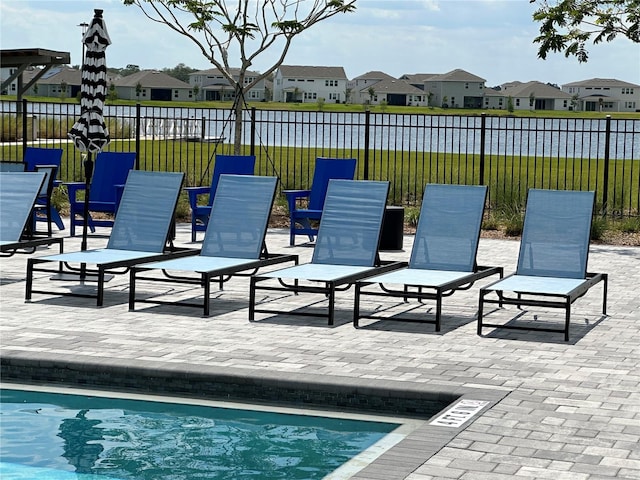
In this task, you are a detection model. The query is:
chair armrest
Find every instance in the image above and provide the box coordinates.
[283,189,311,213]
[184,186,210,209]
[64,182,86,202]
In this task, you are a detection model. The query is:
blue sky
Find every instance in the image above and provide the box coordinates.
[1,0,638,86]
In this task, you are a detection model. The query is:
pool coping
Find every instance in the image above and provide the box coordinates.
[1,351,508,480]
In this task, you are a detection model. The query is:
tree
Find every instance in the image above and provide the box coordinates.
[124,0,356,153]
[163,63,198,83]
[507,96,515,113]
[529,92,536,110]
[367,87,375,104]
[532,0,640,62]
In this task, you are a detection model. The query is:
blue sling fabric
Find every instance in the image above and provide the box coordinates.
[312,180,389,267]
[106,171,183,253]
[516,189,595,279]
[201,175,277,259]
[410,184,487,272]
[0,172,45,243]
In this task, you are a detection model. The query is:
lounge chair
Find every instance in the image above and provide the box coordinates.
[186,154,256,242]
[66,151,137,236]
[249,179,402,325]
[26,170,193,306]
[354,184,503,331]
[31,164,59,237]
[23,147,65,232]
[0,161,26,172]
[0,172,63,257]
[477,189,608,341]
[285,157,357,246]
[129,175,299,316]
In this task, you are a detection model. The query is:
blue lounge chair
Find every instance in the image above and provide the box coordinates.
[129,175,298,316]
[23,147,65,232]
[285,157,357,246]
[354,184,503,331]
[249,179,402,325]
[0,172,63,256]
[66,151,137,236]
[26,171,192,306]
[478,189,608,341]
[31,164,59,237]
[185,154,256,242]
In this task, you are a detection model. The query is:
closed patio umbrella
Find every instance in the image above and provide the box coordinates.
[68,9,111,251]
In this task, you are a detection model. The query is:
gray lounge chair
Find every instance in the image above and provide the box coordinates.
[26,170,192,306]
[0,172,63,257]
[477,189,608,341]
[249,179,402,325]
[354,184,503,331]
[129,175,298,316]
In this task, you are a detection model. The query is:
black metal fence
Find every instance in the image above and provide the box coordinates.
[1,100,638,217]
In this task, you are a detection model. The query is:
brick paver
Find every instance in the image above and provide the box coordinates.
[1,222,638,479]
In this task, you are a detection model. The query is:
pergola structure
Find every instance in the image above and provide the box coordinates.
[1,48,71,103]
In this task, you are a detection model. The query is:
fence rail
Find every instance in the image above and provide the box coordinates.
[1,100,638,217]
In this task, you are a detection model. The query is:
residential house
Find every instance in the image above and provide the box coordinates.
[113,70,192,101]
[501,81,573,111]
[189,68,266,102]
[357,78,427,106]
[348,71,396,104]
[483,87,507,110]
[23,66,82,98]
[273,65,348,103]
[561,78,640,112]
[419,69,486,109]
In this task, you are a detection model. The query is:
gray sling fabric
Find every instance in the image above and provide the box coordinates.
[0,172,45,243]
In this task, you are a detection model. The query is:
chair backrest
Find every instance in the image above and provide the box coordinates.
[34,164,58,198]
[90,152,136,203]
[107,171,184,253]
[0,161,26,172]
[308,158,357,211]
[201,175,277,259]
[516,189,595,279]
[312,179,389,267]
[207,155,256,207]
[23,147,63,173]
[410,184,487,272]
[0,172,46,242]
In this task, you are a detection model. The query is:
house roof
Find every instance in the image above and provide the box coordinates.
[484,87,506,97]
[352,71,396,81]
[360,79,424,95]
[562,78,640,88]
[29,66,82,85]
[278,65,347,79]
[191,67,261,77]
[115,70,190,88]
[399,73,438,83]
[503,81,572,99]
[426,69,486,83]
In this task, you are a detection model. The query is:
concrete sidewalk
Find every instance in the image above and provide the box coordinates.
[1,222,639,479]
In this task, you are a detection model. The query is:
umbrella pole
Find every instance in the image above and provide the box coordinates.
[81,152,94,252]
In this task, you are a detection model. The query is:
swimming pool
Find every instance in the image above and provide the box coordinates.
[0,386,409,480]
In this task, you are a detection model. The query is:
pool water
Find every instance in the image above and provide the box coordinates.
[0,388,400,480]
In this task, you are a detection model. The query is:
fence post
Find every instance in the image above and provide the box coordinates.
[364,109,370,180]
[21,98,28,154]
[602,115,611,216]
[135,103,141,169]
[250,107,256,156]
[479,112,486,186]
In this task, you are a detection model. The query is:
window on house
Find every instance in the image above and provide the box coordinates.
[307,79,314,82]
[174,90,178,97]
[465,83,469,89]
[516,99,520,106]
[563,100,567,107]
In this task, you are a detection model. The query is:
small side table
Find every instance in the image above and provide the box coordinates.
[379,206,404,250]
